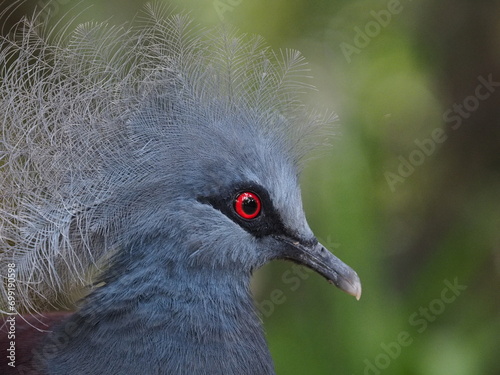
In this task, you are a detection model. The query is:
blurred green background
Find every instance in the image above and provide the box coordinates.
[3,0,499,374]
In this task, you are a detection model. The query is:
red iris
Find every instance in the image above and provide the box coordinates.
[234,192,261,219]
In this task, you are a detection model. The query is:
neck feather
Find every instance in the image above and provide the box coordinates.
[38,240,275,375]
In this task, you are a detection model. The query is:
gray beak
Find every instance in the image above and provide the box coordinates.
[277,237,362,300]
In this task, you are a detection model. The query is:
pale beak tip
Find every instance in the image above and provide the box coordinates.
[348,280,362,301]
[331,271,362,300]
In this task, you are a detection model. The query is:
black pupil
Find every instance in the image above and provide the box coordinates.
[242,196,258,214]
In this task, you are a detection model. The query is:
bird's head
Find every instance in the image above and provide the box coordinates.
[118,90,361,299]
[196,117,361,299]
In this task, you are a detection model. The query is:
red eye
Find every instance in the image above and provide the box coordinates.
[234,192,261,219]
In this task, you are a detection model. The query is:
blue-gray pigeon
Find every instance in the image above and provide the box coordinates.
[0,4,361,374]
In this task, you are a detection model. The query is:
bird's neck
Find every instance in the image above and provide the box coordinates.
[39,241,275,374]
